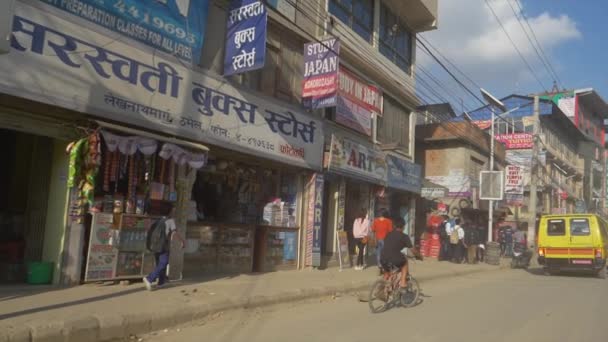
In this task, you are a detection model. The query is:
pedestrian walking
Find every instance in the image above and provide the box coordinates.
[143,205,185,291]
[504,225,514,257]
[477,224,487,262]
[464,224,479,264]
[450,218,464,263]
[353,208,370,270]
[371,209,393,274]
[439,215,451,261]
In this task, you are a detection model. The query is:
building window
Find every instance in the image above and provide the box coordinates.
[379,2,412,73]
[328,0,374,42]
[377,96,410,153]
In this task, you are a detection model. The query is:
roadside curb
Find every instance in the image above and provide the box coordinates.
[1,264,507,342]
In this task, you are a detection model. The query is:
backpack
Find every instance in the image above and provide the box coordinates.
[450,226,460,244]
[147,218,168,253]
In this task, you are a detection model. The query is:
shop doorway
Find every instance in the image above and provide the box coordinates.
[344,181,370,254]
[0,128,53,283]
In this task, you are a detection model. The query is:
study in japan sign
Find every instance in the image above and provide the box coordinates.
[302,37,340,109]
[224,0,267,76]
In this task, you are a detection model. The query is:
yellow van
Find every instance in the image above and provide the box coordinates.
[537,214,608,278]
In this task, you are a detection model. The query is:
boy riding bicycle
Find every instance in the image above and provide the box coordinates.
[380,217,422,290]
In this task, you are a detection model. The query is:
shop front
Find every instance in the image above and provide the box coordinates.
[382,154,422,240]
[321,132,387,268]
[0,2,325,282]
[0,106,79,284]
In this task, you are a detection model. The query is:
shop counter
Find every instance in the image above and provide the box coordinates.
[184,222,255,276]
[254,225,299,272]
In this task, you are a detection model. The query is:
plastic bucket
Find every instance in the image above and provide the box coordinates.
[26,262,54,285]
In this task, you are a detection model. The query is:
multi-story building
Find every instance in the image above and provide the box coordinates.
[466,94,587,233]
[541,89,608,212]
[0,0,437,284]
[415,103,506,241]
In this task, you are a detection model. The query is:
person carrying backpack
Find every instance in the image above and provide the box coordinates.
[450,218,465,263]
[143,204,185,291]
[439,215,451,261]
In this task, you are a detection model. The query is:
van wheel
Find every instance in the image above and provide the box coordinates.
[597,267,606,279]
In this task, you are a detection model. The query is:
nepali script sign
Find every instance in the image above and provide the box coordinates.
[38,0,210,64]
[224,0,266,76]
[2,2,323,170]
[302,37,340,109]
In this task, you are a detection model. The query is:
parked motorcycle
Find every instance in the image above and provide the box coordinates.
[511,242,532,269]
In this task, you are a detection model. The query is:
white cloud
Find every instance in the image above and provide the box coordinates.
[418,0,581,103]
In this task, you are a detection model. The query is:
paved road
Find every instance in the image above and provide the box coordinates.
[139,267,607,342]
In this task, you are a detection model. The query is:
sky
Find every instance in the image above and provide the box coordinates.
[417,0,608,114]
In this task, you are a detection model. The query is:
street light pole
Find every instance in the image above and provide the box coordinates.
[489,109,495,243]
[527,95,540,248]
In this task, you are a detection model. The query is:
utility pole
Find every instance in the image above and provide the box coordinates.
[527,95,540,248]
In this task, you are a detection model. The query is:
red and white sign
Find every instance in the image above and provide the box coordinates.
[505,165,524,194]
[338,68,382,114]
[495,133,533,149]
[437,203,447,213]
[472,120,492,130]
[335,68,383,136]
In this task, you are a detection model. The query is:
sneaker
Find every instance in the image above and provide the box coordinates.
[142,277,153,291]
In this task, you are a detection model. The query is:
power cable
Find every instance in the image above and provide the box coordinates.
[512,0,565,90]
[483,0,548,92]
[506,0,560,90]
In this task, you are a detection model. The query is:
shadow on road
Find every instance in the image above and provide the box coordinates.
[524,267,604,279]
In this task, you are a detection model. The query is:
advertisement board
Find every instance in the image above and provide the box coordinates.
[495,133,533,149]
[335,68,383,136]
[328,134,387,185]
[224,0,267,76]
[386,154,421,193]
[2,2,325,170]
[39,0,210,63]
[302,37,340,109]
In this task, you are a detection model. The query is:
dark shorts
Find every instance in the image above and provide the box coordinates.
[380,256,407,272]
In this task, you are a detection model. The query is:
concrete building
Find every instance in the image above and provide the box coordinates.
[540,89,608,212]
[466,95,588,233]
[415,103,506,240]
[0,0,437,284]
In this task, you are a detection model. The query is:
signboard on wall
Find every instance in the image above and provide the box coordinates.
[305,173,324,267]
[328,134,387,185]
[335,68,383,136]
[386,154,421,193]
[39,0,210,63]
[224,0,267,76]
[302,37,340,109]
[505,165,524,194]
[426,175,471,197]
[422,188,447,199]
[495,133,533,149]
[84,213,118,282]
[1,2,325,170]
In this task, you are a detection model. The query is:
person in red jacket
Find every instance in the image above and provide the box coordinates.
[372,209,393,274]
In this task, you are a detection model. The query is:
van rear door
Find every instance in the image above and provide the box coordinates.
[568,217,595,260]
[544,218,569,259]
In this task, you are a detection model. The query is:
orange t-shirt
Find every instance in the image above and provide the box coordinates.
[372,218,393,240]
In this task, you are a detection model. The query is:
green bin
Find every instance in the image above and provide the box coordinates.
[26,262,54,284]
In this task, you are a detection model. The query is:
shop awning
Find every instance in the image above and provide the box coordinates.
[95,120,209,152]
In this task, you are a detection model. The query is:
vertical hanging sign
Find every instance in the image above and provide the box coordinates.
[302,37,340,109]
[224,0,267,76]
[305,173,324,267]
[312,174,324,267]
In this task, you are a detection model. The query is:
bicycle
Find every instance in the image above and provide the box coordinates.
[368,257,420,313]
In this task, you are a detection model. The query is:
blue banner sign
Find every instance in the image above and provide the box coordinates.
[224,0,267,76]
[386,155,422,193]
[39,0,209,63]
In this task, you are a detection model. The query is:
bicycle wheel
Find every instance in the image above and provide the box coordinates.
[368,279,390,313]
[400,277,420,308]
